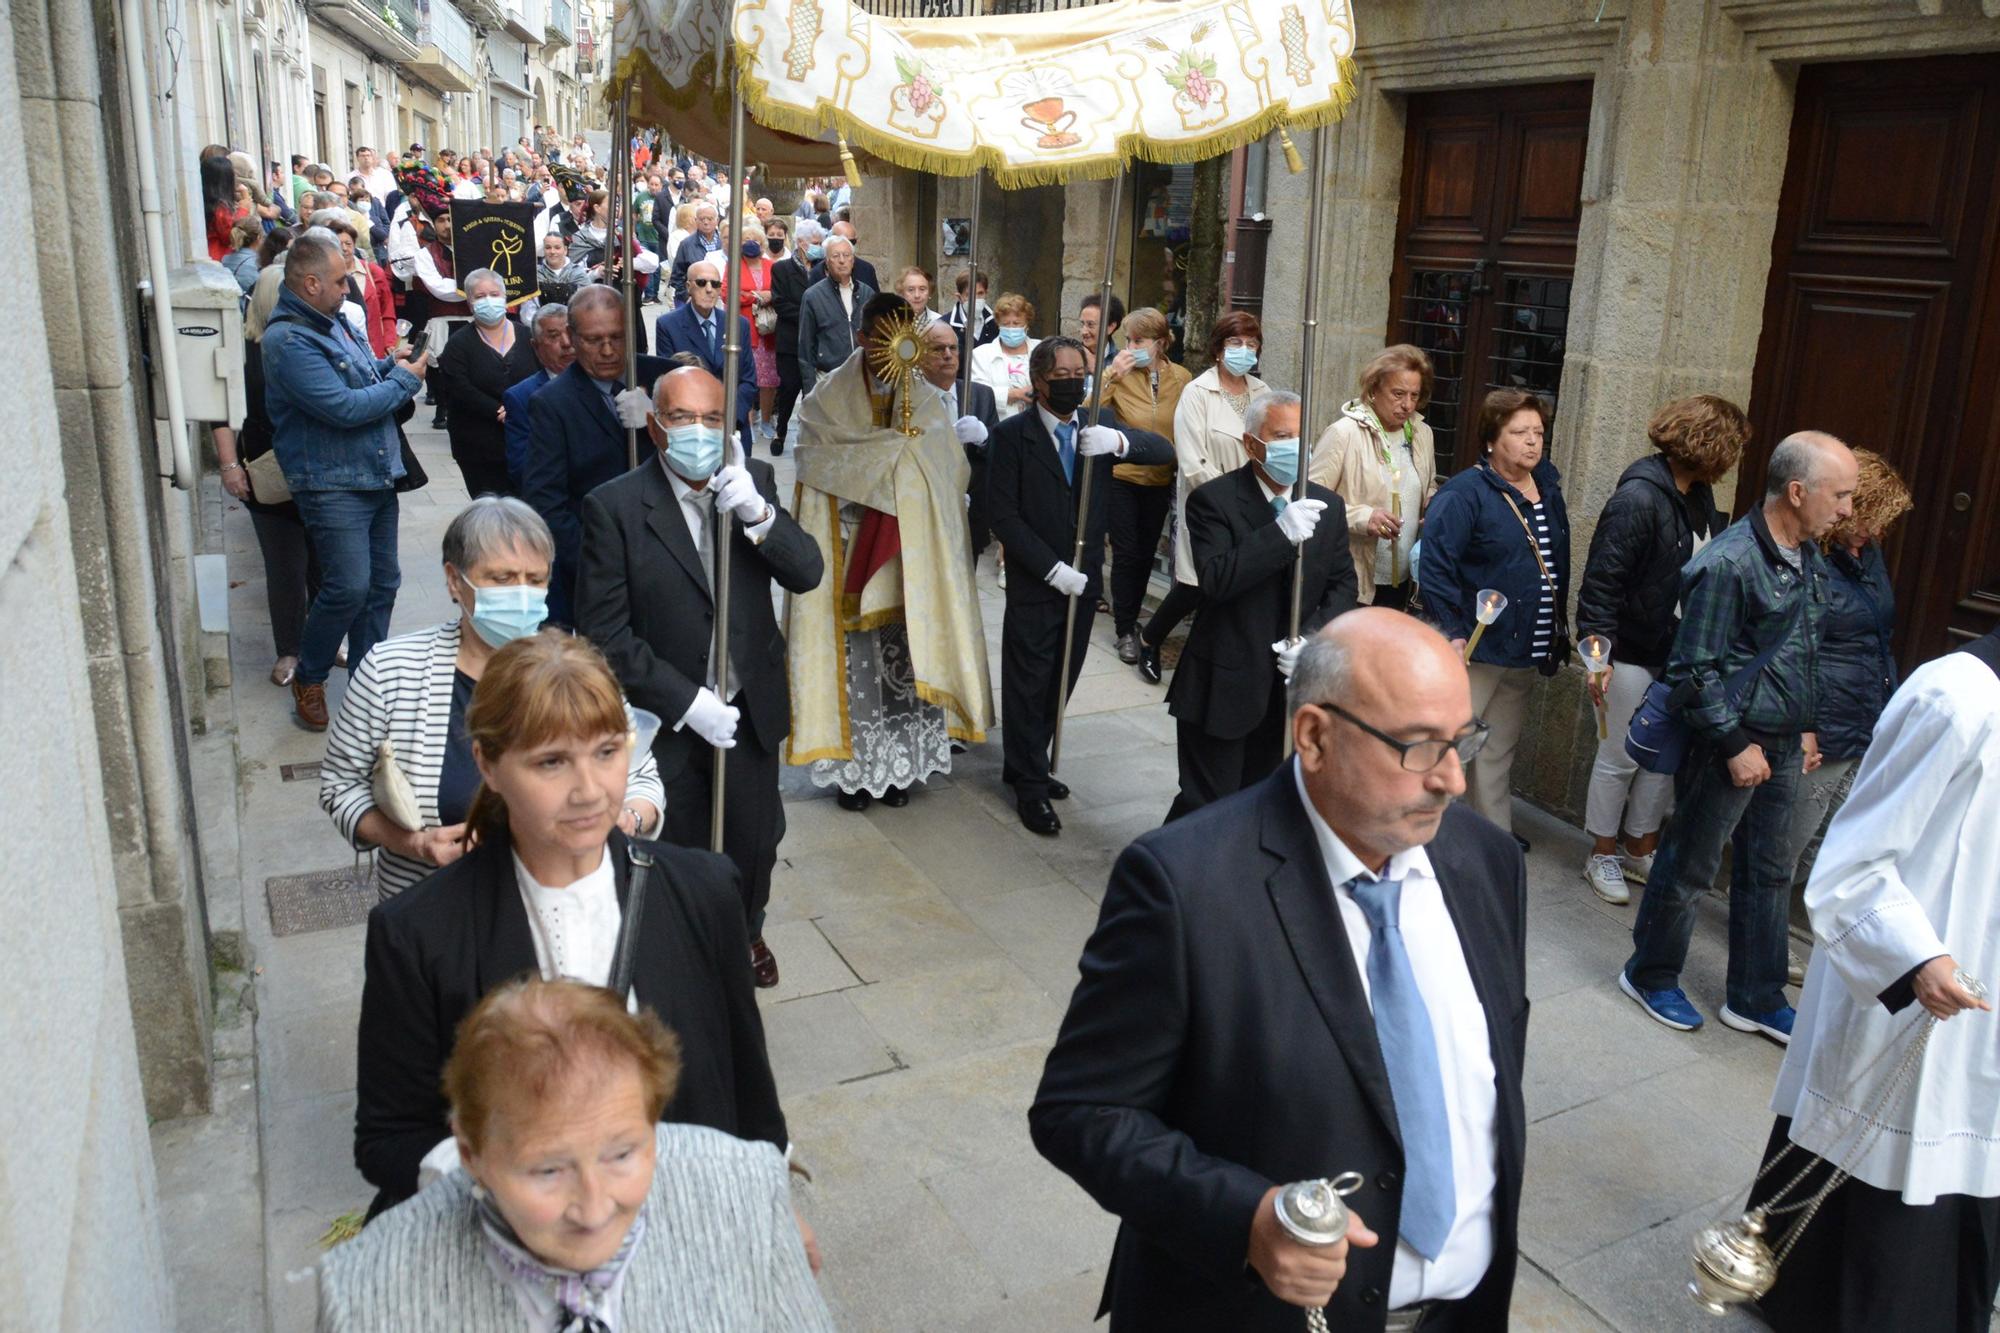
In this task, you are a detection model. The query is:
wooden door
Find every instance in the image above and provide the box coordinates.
[1387,82,1591,474]
[1748,55,2000,660]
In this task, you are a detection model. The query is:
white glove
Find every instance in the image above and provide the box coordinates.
[1044,561,1089,598]
[1077,424,1125,458]
[1272,636,1306,681]
[954,415,989,447]
[613,386,653,429]
[711,464,767,525]
[679,687,739,749]
[1275,497,1327,546]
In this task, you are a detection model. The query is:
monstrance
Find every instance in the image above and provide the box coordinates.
[866,312,928,438]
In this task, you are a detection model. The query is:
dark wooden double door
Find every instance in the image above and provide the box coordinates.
[1387,82,1591,474]
[1749,54,2000,661]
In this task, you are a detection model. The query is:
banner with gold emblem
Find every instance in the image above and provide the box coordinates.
[449,201,540,308]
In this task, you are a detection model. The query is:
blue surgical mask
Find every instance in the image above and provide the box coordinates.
[471,295,508,326]
[1259,436,1301,486]
[742,240,762,259]
[806,243,824,261]
[1129,346,1153,367]
[463,580,548,647]
[998,325,1028,349]
[663,422,725,480]
[1222,345,1259,376]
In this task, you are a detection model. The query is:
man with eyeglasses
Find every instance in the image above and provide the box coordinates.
[653,258,756,454]
[1164,388,1358,821]
[518,285,674,625]
[577,366,823,988]
[1033,608,1528,1332]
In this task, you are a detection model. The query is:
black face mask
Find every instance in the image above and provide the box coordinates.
[1043,377,1088,416]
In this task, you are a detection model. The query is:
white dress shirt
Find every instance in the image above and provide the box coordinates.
[835,279,854,319]
[1291,762,1499,1308]
[661,457,775,700]
[514,846,623,987]
[1034,405,1128,462]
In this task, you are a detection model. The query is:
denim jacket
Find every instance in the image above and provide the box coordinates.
[261,284,418,492]
[1665,506,1827,757]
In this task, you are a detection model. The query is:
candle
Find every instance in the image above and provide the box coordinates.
[1388,469,1404,582]
[1576,635,1612,739]
[1463,589,1508,661]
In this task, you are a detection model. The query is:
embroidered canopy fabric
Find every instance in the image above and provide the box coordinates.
[618,0,1358,187]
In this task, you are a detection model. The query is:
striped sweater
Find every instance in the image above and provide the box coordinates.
[317,1124,835,1331]
[320,621,668,899]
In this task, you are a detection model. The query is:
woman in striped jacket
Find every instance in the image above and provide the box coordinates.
[321,497,666,898]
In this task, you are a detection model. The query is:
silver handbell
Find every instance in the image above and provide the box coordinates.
[1688,1206,1779,1315]
[1275,1173,1364,1333]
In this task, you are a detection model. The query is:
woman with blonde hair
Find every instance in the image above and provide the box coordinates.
[970,292,1040,420]
[1102,306,1193,662]
[1574,394,1745,900]
[351,631,786,1218]
[1308,343,1440,610]
[321,978,831,1330]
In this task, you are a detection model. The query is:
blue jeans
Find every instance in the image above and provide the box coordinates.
[1625,734,1801,1014]
[293,487,400,686]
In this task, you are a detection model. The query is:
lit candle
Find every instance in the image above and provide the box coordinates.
[1388,468,1404,583]
[1576,635,1612,739]
[1463,589,1508,661]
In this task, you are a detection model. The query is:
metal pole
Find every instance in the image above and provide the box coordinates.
[1050,167,1126,775]
[709,83,748,855]
[616,85,640,471]
[960,172,980,404]
[1284,125,1332,758]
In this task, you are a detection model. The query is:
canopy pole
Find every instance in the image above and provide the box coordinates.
[617,84,640,471]
[1051,167,1126,776]
[960,173,980,405]
[710,82,748,855]
[1283,125,1332,759]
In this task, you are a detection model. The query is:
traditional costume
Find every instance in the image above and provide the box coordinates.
[1752,627,2000,1330]
[785,348,992,797]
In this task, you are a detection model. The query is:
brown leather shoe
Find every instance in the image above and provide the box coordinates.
[750,936,780,988]
[292,680,329,731]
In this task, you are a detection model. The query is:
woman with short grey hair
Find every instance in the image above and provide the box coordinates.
[433,267,540,496]
[320,497,665,898]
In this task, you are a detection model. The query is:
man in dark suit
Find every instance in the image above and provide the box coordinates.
[1166,389,1359,820]
[920,316,1000,562]
[500,302,573,491]
[518,285,671,625]
[1032,610,1529,1331]
[986,335,1173,834]
[768,220,821,455]
[796,236,874,392]
[652,257,756,455]
[807,219,881,293]
[576,365,824,987]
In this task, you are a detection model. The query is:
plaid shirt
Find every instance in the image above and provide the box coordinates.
[1665,505,1827,756]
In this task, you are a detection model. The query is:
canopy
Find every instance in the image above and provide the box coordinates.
[618,0,1358,188]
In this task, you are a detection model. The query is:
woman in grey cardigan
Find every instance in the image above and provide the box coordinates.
[320,978,831,1331]
[320,497,665,898]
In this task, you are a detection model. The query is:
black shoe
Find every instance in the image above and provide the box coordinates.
[836,790,872,812]
[770,438,785,456]
[1046,779,1070,801]
[1138,642,1163,684]
[880,785,910,808]
[1017,797,1061,836]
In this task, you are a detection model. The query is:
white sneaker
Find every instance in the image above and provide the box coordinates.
[1619,851,1655,885]
[1584,854,1630,905]
[1787,948,1806,987]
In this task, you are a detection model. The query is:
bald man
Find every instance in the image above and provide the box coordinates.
[652,257,756,451]
[1621,430,1857,1044]
[1034,610,1528,1331]
[576,366,824,986]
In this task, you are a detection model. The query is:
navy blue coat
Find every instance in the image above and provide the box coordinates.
[1814,540,1897,760]
[1419,458,1571,668]
[651,303,757,445]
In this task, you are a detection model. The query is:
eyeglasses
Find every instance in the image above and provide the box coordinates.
[689,278,721,290]
[657,410,727,429]
[1314,702,1491,772]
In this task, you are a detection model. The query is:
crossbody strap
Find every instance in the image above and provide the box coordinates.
[1498,483,1559,598]
[608,843,653,999]
[1719,580,1808,702]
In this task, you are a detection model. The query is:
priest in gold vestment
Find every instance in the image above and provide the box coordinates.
[785,293,994,810]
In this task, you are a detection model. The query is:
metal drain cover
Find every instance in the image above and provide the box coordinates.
[266,866,374,937]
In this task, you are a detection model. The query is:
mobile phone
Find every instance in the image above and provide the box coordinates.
[405,330,429,359]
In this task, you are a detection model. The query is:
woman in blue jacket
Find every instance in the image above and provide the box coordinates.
[1785,448,1910,881]
[1418,389,1570,841]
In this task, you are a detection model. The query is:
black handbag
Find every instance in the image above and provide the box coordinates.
[392,423,428,493]
[607,842,654,998]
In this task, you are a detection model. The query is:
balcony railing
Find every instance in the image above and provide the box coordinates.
[857,0,1114,14]
[489,37,528,89]
[384,0,420,35]
[547,0,574,45]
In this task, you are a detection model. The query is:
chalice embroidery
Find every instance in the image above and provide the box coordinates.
[1020,96,1082,149]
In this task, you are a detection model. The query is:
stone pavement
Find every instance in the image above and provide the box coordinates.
[208,404,1793,1331]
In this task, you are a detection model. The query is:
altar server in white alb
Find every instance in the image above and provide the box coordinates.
[1751,624,2000,1332]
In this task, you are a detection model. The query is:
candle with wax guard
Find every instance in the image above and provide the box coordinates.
[1463,589,1507,661]
[1388,469,1404,583]
[1576,635,1612,739]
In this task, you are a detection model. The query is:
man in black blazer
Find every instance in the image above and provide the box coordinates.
[652,257,756,455]
[768,222,820,455]
[576,366,825,985]
[986,336,1173,834]
[518,285,672,626]
[1166,390,1359,820]
[920,316,1001,563]
[1032,610,1529,1331]
[807,219,881,293]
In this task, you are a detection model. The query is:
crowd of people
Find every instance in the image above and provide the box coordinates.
[198,130,2000,1331]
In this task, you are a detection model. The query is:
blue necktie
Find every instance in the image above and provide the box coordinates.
[1347,875,1456,1261]
[704,316,717,361]
[1055,421,1076,484]
[1272,496,1288,515]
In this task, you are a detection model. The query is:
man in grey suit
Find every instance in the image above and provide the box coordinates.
[796,235,874,392]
